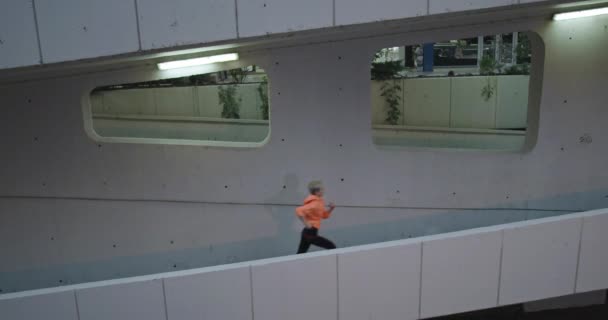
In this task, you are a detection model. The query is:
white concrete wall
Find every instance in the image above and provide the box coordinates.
[2,208,608,320]
[371,76,530,129]
[0,0,577,70]
[1,4,608,296]
[371,75,529,149]
[92,84,266,120]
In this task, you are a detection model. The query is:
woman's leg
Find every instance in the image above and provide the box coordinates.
[297,228,313,254]
[310,234,336,250]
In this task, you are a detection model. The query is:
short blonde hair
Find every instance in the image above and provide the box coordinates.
[308,180,323,194]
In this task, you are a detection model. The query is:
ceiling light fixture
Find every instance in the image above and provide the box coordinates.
[553,7,608,21]
[157,53,239,70]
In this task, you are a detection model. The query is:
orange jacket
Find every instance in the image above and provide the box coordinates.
[295,195,331,229]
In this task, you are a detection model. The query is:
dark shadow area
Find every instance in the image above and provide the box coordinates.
[430,302,608,320]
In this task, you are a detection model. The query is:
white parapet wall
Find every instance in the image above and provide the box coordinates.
[371,75,530,129]
[371,75,530,149]
[2,208,607,320]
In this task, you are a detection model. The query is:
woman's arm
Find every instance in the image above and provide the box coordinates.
[323,202,336,219]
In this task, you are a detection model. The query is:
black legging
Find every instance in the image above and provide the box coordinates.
[297,227,336,254]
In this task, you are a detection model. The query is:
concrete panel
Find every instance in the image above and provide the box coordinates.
[100,89,156,115]
[137,0,237,50]
[576,213,608,293]
[76,280,166,320]
[450,77,497,129]
[197,86,221,118]
[335,0,427,26]
[0,198,283,290]
[90,93,104,114]
[338,242,421,320]
[237,0,333,38]
[499,218,582,305]
[371,81,384,124]
[164,266,252,320]
[236,84,263,120]
[0,0,40,68]
[35,0,139,63]
[421,230,502,318]
[403,78,450,127]
[496,76,529,129]
[0,291,78,320]
[0,203,61,273]
[251,254,337,320]
[429,0,518,14]
[154,87,196,116]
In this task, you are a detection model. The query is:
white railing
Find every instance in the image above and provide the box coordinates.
[2,208,607,320]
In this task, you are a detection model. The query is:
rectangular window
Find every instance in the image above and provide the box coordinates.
[85,65,269,147]
[371,32,538,151]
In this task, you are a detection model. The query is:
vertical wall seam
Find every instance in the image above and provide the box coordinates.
[418,243,424,318]
[336,254,340,320]
[401,79,406,125]
[496,229,505,306]
[192,87,199,116]
[249,266,255,320]
[332,0,336,26]
[494,78,498,128]
[74,291,81,320]
[448,78,453,127]
[235,0,240,38]
[162,280,169,320]
[573,218,585,293]
[134,0,143,50]
[154,89,159,114]
[31,0,44,63]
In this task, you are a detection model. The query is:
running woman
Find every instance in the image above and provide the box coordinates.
[296,181,337,254]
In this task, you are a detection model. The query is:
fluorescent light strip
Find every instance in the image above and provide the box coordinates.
[157,53,239,70]
[553,7,608,21]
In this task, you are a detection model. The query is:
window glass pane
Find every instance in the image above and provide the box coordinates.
[87,65,269,146]
[371,32,534,150]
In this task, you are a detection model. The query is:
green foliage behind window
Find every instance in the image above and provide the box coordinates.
[219,85,241,119]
